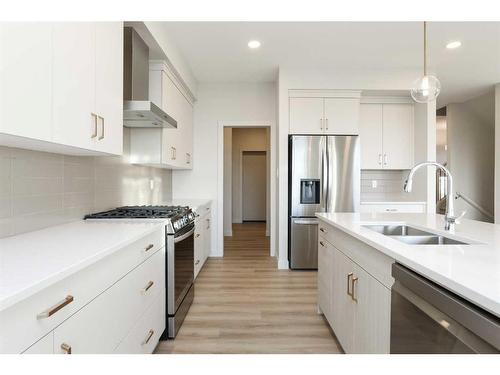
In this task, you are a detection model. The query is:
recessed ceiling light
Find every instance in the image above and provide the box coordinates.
[446,41,462,49]
[248,40,261,49]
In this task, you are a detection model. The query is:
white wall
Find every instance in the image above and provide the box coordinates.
[172,82,277,257]
[496,84,500,223]
[231,128,269,225]
[448,91,495,222]
[277,67,436,269]
[0,128,172,238]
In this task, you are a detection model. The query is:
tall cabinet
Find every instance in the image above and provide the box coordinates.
[0,22,123,155]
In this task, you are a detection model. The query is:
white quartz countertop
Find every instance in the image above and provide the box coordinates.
[0,220,165,312]
[360,201,427,205]
[315,212,500,317]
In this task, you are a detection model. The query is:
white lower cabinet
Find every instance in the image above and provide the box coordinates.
[22,333,54,354]
[318,223,392,353]
[194,204,212,279]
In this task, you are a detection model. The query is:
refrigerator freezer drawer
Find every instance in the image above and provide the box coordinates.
[290,218,319,269]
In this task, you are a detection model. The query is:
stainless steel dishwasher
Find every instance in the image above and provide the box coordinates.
[390,263,500,354]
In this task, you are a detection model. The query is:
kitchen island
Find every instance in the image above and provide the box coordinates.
[315,212,500,353]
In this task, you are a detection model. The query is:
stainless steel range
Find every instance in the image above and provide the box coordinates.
[84,205,195,339]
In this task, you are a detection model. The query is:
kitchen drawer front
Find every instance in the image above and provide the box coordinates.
[320,223,394,289]
[114,293,165,354]
[22,332,54,354]
[0,227,164,354]
[359,203,426,213]
[52,248,165,354]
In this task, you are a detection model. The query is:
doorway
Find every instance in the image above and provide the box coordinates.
[221,126,272,256]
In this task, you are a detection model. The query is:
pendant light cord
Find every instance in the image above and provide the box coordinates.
[423,21,427,76]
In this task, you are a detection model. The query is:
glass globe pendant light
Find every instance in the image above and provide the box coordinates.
[411,21,441,103]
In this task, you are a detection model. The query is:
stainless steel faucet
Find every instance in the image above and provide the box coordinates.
[404,161,465,231]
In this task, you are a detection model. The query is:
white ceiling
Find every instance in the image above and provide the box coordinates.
[160,22,500,106]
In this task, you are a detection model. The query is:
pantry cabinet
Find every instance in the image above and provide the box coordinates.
[359,103,414,170]
[129,62,194,169]
[318,221,392,353]
[289,92,361,135]
[0,22,123,156]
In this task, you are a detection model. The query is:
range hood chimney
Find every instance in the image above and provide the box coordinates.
[123,27,177,128]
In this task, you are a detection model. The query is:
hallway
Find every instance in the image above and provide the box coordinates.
[155,222,341,354]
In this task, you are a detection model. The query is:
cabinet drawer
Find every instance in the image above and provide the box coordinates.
[22,332,54,354]
[114,294,165,354]
[53,248,165,354]
[0,227,164,354]
[359,203,426,213]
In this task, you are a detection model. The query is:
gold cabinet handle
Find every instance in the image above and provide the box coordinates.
[351,276,359,302]
[186,153,191,164]
[320,118,323,130]
[195,233,200,238]
[141,281,154,294]
[141,329,154,345]
[90,113,98,138]
[319,227,326,233]
[319,241,325,247]
[98,115,104,140]
[325,118,329,130]
[61,343,72,354]
[144,243,154,252]
[346,273,353,297]
[37,295,74,319]
[195,259,200,265]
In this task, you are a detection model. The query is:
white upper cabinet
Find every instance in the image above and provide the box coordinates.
[0,22,123,156]
[0,23,52,142]
[130,62,194,170]
[323,98,360,135]
[289,92,360,135]
[289,97,324,134]
[94,23,124,155]
[382,104,414,169]
[52,23,96,151]
[359,102,414,170]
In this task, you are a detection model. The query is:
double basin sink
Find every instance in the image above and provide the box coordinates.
[363,225,471,245]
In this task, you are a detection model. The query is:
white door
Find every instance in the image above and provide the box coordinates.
[52,23,96,150]
[0,23,52,141]
[352,264,391,353]
[242,151,267,221]
[323,98,360,135]
[331,247,355,353]
[359,104,384,169]
[94,22,123,155]
[289,97,324,134]
[382,104,414,169]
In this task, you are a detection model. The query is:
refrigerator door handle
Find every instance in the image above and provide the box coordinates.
[293,219,319,225]
[323,138,329,212]
[321,138,328,213]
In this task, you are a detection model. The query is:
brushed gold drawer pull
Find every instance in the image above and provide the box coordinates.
[195,233,200,238]
[319,227,326,233]
[141,281,154,294]
[195,259,200,265]
[61,343,72,354]
[346,273,353,297]
[351,276,359,302]
[142,329,154,345]
[37,295,74,319]
[144,244,154,252]
[319,241,325,247]
[90,113,98,138]
[98,115,104,140]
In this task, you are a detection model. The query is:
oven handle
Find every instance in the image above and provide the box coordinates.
[174,226,195,243]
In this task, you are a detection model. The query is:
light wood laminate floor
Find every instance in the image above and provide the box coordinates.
[155,222,341,354]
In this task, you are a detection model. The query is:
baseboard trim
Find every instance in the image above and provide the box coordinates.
[278,259,289,270]
[224,230,233,237]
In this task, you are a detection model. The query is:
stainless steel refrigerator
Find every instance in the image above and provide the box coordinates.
[288,135,360,269]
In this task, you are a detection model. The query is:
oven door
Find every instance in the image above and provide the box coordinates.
[167,223,194,315]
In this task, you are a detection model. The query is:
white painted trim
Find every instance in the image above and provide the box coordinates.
[150,60,196,105]
[360,96,414,104]
[224,229,233,237]
[278,259,289,269]
[288,89,362,98]
[217,121,276,259]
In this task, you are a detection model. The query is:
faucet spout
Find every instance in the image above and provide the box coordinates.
[404,161,462,231]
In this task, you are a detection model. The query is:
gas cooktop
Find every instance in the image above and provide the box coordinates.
[84,205,196,234]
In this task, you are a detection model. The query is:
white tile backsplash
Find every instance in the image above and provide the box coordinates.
[0,139,172,238]
[361,170,415,202]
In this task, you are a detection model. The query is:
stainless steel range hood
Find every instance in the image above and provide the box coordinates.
[123,27,177,128]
